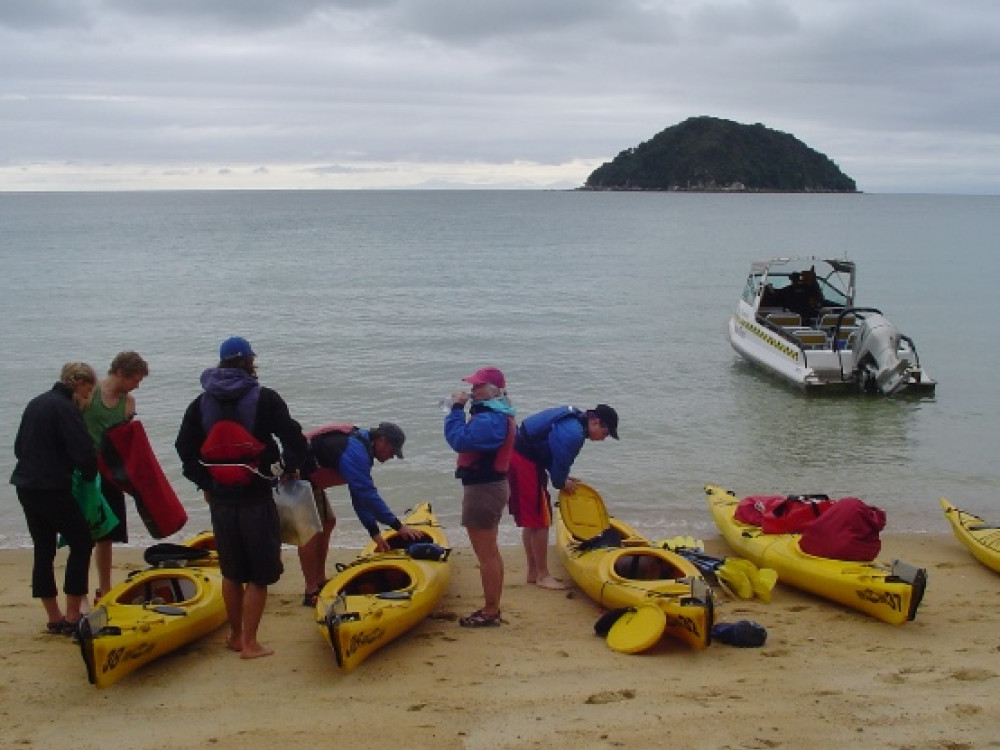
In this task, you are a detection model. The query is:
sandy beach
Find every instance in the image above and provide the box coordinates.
[1,533,996,750]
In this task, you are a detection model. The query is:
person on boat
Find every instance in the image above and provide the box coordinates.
[10,362,99,636]
[297,421,424,607]
[443,366,516,628]
[770,267,823,322]
[83,350,149,604]
[175,336,308,660]
[509,404,619,590]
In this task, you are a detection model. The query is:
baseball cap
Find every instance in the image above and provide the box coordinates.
[462,367,506,389]
[593,404,619,439]
[375,422,406,459]
[219,336,255,361]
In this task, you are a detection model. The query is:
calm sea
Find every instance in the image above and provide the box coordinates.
[2,190,998,549]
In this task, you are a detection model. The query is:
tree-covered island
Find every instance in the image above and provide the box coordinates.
[583,116,857,192]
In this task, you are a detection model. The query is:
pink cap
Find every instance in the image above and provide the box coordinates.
[462,366,506,389]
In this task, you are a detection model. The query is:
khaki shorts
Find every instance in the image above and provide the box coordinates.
[461,480,509,530]
[312,486,335,524]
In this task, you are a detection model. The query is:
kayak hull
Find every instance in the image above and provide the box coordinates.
[315,502,451,672]
[556,484,713,650]
[940,497,1000,573]
[705,484,926,624]
[78,566,227,688]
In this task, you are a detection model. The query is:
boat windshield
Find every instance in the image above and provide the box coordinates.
[755,258,854,308]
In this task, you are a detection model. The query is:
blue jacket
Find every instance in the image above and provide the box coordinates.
[515,406,587,490]
[337,429,402,538]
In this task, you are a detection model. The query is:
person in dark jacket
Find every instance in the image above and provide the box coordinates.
[509,404,619,590]
[443,367,516,627]
[175,336,307,659]
[10,362,99,634]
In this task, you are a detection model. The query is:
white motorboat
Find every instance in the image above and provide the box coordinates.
[727,257,935,395]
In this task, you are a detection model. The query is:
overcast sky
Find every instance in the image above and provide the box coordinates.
[1,0,998,193]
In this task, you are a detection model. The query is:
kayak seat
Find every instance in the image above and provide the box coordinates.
[614,553,679,581]
[341,567,413,596]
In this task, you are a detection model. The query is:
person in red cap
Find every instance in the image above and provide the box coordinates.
[508,403,618,589]
[443,366,516,627]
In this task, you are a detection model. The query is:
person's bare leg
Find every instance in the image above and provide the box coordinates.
[41,596,63,626]
[239,583,273,659]
[222,577,244,652]
[94,539,112,598]
[524,527,565,589]
[297,520,335,595]
[467,526,503,616]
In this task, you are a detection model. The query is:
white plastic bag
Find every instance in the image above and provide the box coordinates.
[273,479,322,546]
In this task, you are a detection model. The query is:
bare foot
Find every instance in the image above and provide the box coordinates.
[535,576,567,590]
[225,635,243,652]
[240,643,274,660]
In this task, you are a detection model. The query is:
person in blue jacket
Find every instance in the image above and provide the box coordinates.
[444,367,516,627]
[298,422,423,606]
[509,404,618,589]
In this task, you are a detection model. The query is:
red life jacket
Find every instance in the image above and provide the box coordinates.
[304,423,358,490]
[456,416,516,483]
[199,389,265,487]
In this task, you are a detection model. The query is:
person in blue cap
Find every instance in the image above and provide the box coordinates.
[175,336,307,659]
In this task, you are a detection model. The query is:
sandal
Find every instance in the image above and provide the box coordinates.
[45,620,65,635]
[61,618,82,638]
[459,609,502,628]
[302,578,330,607]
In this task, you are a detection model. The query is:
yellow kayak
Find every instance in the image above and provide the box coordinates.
[940,498,1000,573]
[705,484,926,625]
[78,557,226,688]
[555,483,714,651]
[180,530,219,562]
[315,502,451,672]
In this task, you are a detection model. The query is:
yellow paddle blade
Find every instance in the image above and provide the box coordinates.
[751,568,778,603]
[716,562,753,599]
[605,603,667,654]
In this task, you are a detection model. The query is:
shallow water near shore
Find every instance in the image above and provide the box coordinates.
[2,190,998,548]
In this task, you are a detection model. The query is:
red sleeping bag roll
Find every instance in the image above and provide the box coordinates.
[100,419,188,539]
[798,497,886,561]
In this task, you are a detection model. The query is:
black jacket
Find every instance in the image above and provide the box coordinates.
[175,374,307,502]
[10,382,98,490]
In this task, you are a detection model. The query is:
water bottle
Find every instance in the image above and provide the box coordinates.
[438,394,468,414]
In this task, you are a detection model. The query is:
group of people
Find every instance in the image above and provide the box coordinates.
[443,365,618,627]
[10,337,619,657]
[11,354,148,636]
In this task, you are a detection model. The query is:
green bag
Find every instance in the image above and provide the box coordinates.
[59,471,119,546]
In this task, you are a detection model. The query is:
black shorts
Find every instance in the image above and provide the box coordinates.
[96,479,128,543]
[209,499,284,586]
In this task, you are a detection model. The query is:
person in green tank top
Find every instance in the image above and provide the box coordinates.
[83,350,149,602]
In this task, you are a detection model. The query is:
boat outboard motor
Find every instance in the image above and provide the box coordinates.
[853,313,910,395]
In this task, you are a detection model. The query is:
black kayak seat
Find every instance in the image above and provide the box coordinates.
[144,543,212,566]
